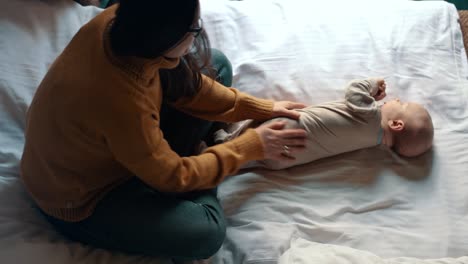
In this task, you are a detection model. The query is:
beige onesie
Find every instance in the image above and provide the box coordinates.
[214,78,384,170]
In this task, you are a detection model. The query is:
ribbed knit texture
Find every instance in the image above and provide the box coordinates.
[20,5,274,222]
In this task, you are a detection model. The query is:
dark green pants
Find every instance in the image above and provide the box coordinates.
[41,49,233,261]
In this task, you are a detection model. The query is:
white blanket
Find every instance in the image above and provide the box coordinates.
[1,0,468,263]
[279,237,468,264]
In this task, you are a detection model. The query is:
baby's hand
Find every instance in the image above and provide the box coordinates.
[374,79,386,101]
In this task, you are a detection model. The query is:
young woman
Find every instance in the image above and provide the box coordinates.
[20,0,307,261]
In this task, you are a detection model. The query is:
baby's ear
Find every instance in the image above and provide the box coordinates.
[388,120,404,131]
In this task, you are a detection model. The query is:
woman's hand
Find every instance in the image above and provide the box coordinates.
[254,121,307,161]
[272,101,306,120]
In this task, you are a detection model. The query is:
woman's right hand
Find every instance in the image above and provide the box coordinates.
[254,121,307,161]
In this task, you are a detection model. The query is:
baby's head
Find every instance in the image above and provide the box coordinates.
[381,99,434,157]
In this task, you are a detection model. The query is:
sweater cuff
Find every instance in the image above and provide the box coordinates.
[238,94,274,121]
[229,128,264,161]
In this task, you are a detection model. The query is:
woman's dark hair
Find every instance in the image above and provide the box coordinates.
[159,30,215,102]
[110,0,216,102]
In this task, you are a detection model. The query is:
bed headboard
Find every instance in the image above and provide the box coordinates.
[460,11,468,59]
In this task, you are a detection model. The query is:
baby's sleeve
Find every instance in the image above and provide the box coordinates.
[344,78,380,113]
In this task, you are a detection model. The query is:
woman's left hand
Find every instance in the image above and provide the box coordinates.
[272,101,306,120]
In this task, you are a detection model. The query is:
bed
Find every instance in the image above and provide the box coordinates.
[1,0,467,263]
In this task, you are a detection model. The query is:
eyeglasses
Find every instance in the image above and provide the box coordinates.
[188,18,203,38]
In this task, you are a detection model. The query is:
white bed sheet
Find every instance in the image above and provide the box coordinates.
[1,0,468,264]
[200,0,468,263]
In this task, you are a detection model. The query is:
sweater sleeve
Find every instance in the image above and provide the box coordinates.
[344,78,380,114]
[100,100,264,192]
[171,75,274,122]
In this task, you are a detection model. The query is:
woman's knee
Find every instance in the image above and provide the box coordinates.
[142,199,227,259]
[210,48,233,87]
[99,208,226,260]
[179,210,226,259]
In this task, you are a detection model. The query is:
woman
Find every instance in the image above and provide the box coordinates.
[20,0,307,261]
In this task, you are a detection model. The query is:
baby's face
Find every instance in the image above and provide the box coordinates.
[381,99,423,119]
[382,98,408,114]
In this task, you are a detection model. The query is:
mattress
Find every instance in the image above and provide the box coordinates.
[1,0,468,264]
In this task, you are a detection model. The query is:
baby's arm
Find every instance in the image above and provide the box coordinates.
[344,78,386,113]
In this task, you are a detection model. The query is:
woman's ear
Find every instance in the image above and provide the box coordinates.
[387,119,404,131]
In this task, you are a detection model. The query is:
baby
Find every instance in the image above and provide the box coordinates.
[214,78,434,170]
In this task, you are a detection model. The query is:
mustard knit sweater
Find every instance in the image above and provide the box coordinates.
[20,5,274,222]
